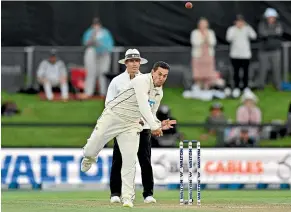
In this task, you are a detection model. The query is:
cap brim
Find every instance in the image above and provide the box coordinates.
[118,58,148,65]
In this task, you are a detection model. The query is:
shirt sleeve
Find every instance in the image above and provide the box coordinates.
[36,60,47,79]
[275,23,283,36]
[254,108,262,124]
[105,79,118,105]
[226,27,236,42]
[258,22,268,38]
[152,91,163,125]
[190,30,204,46]
[100,30,114,52]
[58,61,67,77]
[208,30,217,46]
[131,77,160,130]
[247,25,257,40]
[82,28,93,46]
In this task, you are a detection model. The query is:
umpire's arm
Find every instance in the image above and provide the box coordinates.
[105,78,117,106]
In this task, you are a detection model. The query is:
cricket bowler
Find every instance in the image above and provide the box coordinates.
[81,60,171,208]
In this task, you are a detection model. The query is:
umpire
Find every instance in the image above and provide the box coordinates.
[106,49,157,204]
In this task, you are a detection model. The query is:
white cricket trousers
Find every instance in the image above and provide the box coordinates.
[83,109,142,202]
[43,80,69,100]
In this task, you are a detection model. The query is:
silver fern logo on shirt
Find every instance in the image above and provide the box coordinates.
[148,99,155,107]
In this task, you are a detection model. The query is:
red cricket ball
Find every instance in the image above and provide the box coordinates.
[185,2,193,9]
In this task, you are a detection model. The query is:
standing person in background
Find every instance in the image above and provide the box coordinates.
[80,17,114,100]
[257,8,283,90]
[191,18,217,94]
[37,50,69,101]
[226,15,257,98]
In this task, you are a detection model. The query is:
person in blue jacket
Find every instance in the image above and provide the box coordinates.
[80,17,114,99]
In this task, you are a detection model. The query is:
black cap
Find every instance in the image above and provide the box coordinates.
[50,49,57,56]
[92,17,101,25]
[236,14,245,21]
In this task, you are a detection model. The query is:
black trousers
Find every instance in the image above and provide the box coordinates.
[231,58,250,89]
[110,129,154,199]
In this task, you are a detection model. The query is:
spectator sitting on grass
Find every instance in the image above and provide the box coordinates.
[228,91,262,141]
[200,102,228,140]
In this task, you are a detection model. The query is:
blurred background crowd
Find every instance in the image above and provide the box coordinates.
[2,1,291,148]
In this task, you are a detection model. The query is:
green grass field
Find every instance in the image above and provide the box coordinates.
[2,87,291,148]
[2,190,291,212]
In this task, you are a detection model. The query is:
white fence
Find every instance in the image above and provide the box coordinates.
[2,148,291,190]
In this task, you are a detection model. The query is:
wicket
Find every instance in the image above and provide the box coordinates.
[179,140,201,206]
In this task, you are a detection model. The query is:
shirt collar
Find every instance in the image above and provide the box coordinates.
[125,69,141,79]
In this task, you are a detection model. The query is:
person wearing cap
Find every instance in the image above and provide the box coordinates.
[81,60,175,208]
[226,14,257,98]
[200,102,228,141]
[228,90,262,141]
[105,49,146,105]
[257,8,283,90]
[36,50,69,101]
[80,17,114,99]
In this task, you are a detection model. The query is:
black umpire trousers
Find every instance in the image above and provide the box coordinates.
[231,58,250,90]
[110,129,154,199]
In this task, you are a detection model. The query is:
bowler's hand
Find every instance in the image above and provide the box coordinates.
[151,128,163,137]
[161,119,177,130]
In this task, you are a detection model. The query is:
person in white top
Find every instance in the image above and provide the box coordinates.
[190,18,217,90]
[81,57,175,208]
[106,49,175,205]
[226,14,257,98]
[36,50,69,101]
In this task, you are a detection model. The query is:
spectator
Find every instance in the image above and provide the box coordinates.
[257,8,283,90]
[226,15,257,98]
[190,18,217,92]
[200,102,228,141]
[1,101,20,117]
[225,128,256,147]
[80,17,114,100]
[228,91,262,141]
[36,50,69,101]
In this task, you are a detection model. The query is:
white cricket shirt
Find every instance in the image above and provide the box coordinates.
[105,70,142,105]
[105,73,162,130]
[37,60,67,83]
